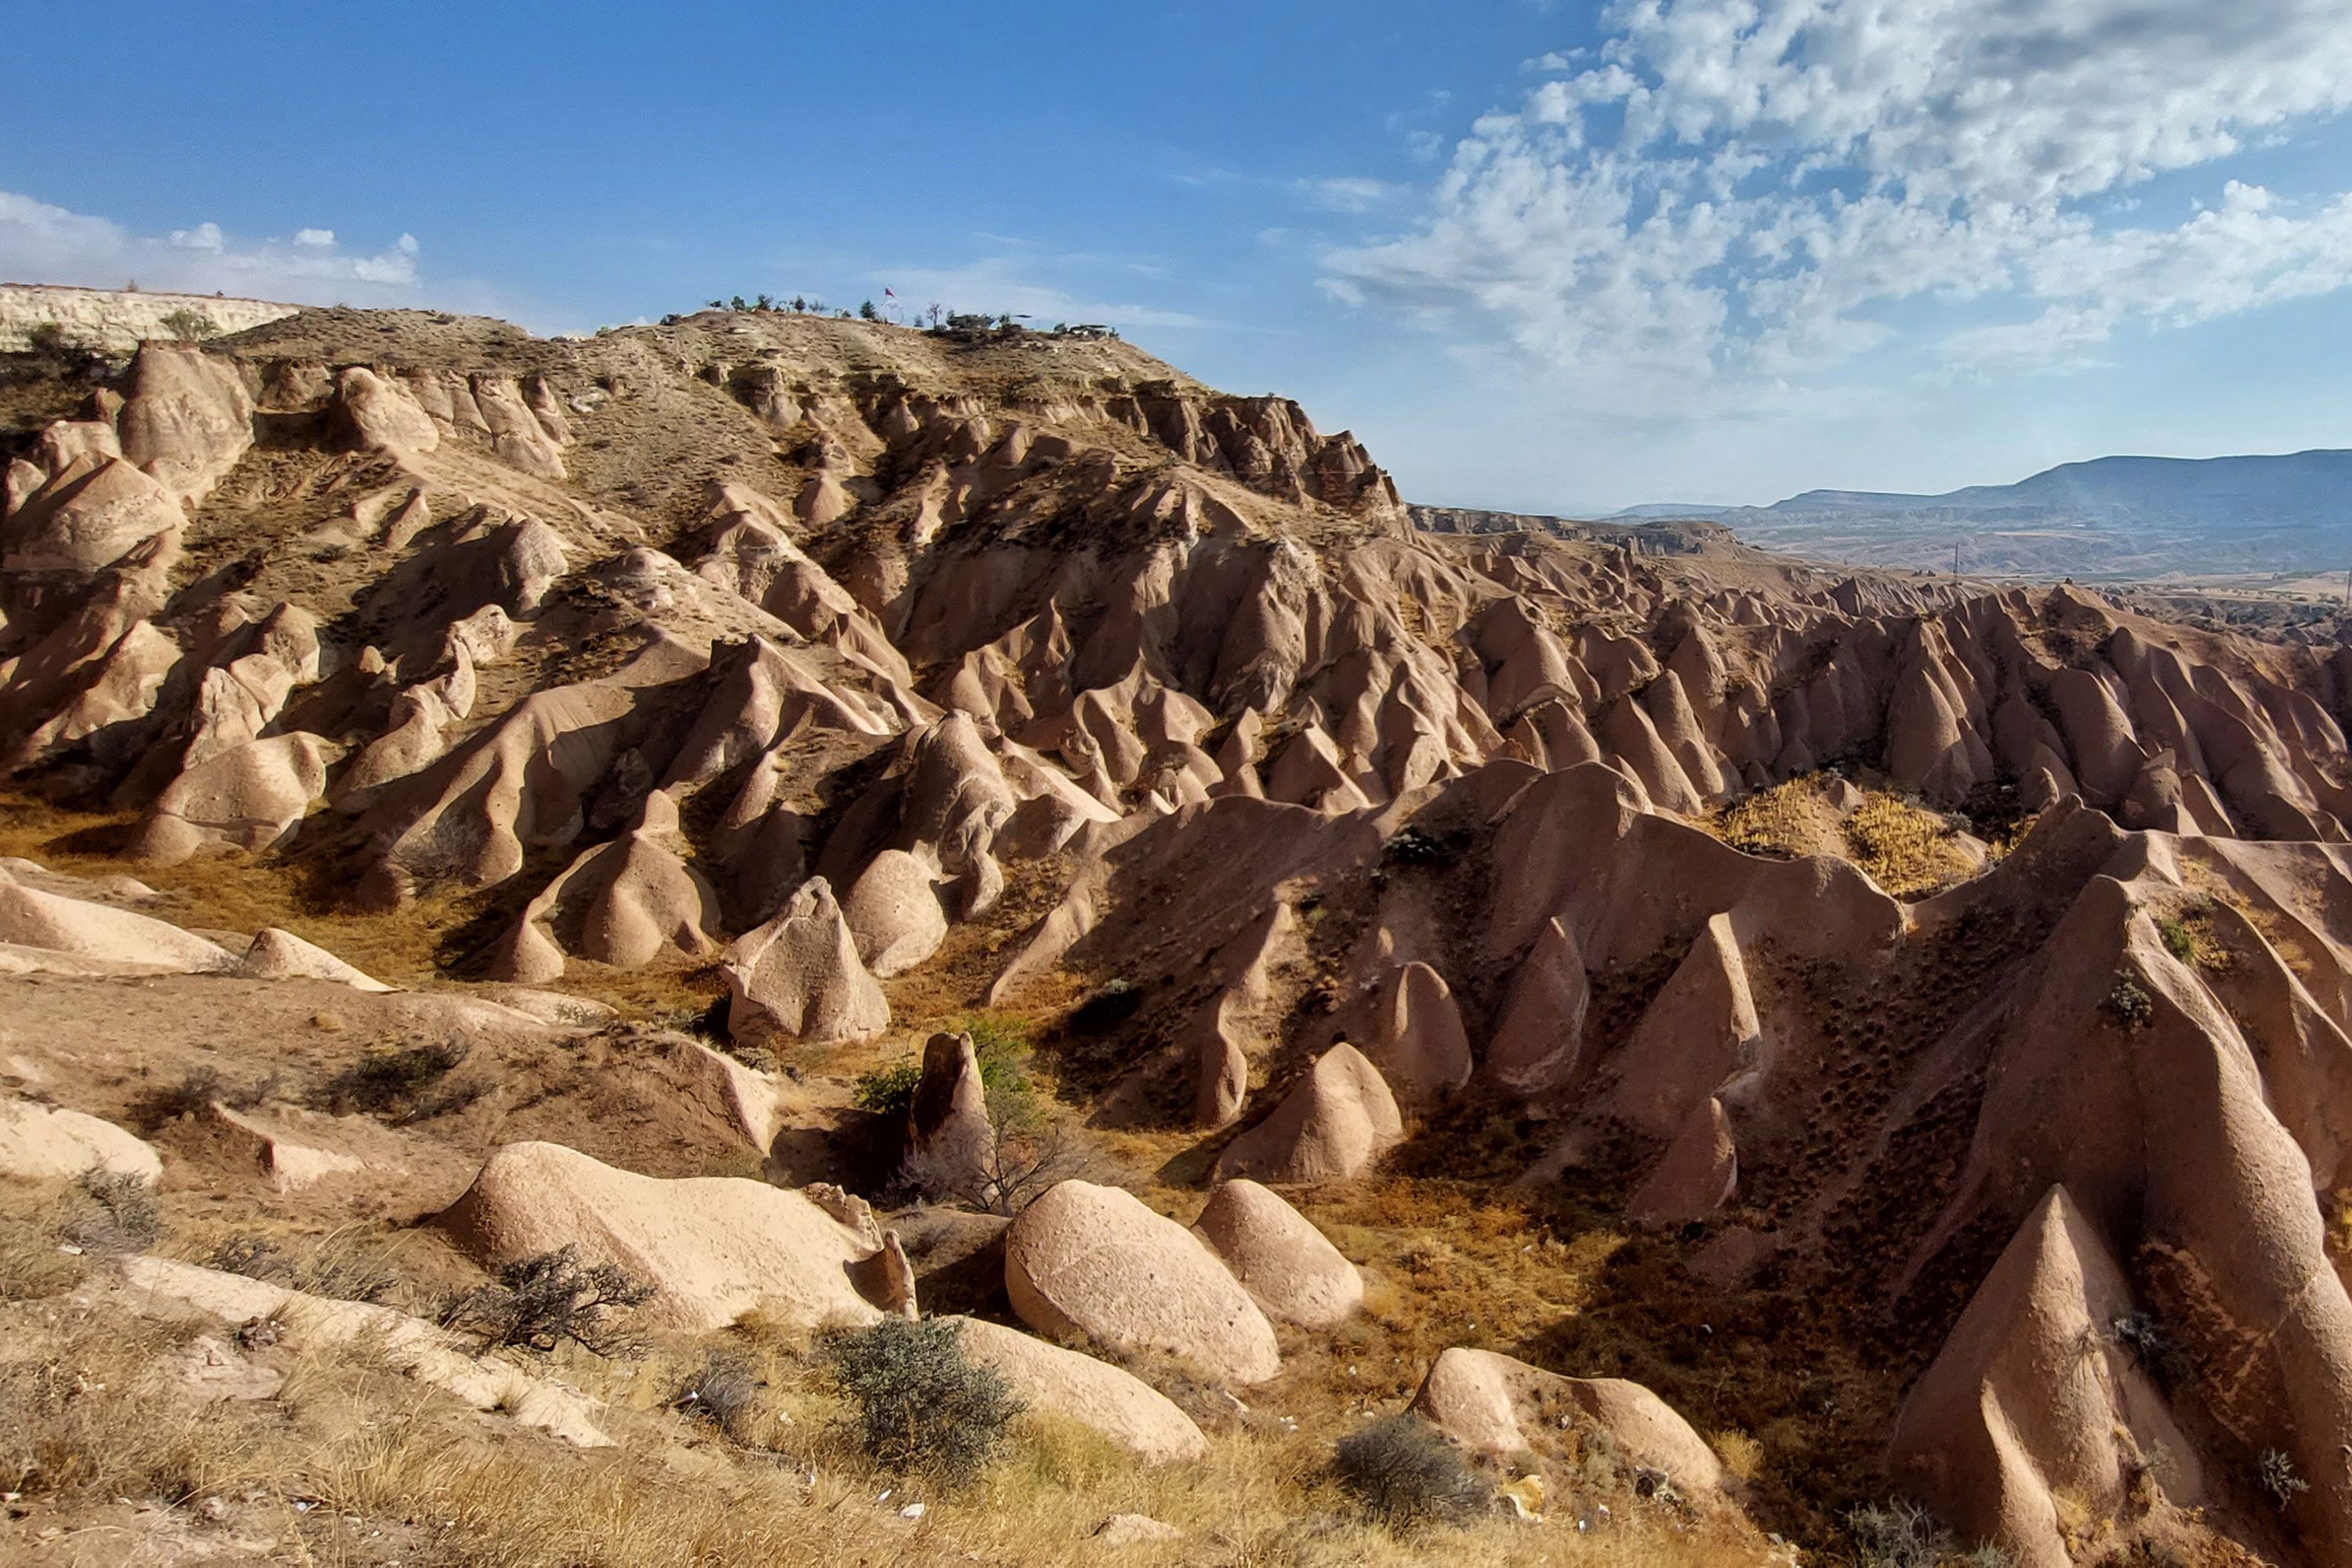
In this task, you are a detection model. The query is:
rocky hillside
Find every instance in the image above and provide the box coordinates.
[5,307,2352,1566]
[0,283,297,353]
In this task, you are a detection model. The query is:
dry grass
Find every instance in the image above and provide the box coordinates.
[0,792,466,986]
[0,1255,1780,1568]
[1715,777,1850,862]
[0,1178,107,1301]
[1713,774,1985,897]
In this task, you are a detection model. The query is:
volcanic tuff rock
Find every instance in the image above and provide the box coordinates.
[1190,1178,1363,1328]
[1411,1347,1725,1494]
[1005,1179,1281,1386]
[0,1098,162,1183]
[946,1315,1209,1464]
[9,307,2352,1561]
[1214,1042,1404,1185]
[436,1140,890,1331]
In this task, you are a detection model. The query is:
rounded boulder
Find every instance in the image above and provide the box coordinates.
[1192,1178,1362,1328]
[1005,1180,1279,1386]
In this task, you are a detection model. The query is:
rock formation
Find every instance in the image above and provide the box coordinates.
[1191,1178,1363,1328]
[1411,1348,1725,1494]
[437,1141,892,1331]
[1214,1044,1403,1185]
[3,306,2352,1563]
[1004,1180,1281,1386]
[904,1030,994,1200]
[721,878,888,1048]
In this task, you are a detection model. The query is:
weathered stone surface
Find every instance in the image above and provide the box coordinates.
[1214,1044,1403,1185]
[1191,1179,1362,1327]
[1005,1180,1280,1386]
[723,877,889,1047]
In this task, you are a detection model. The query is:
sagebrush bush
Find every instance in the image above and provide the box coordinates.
[2107,1309,2187,1388]
[439,1245,652,1356]
[65,1170,159,1255]
[2259,1447,2309,1508]
[1845,1499,2012,1567]
[126,1066,274,1132]
[320,1040,471,1117]
[821,1318,1022,1485]
[666,1348,763,1443]
[2107,975,2155,1029]
[1332,1415,1486,1530]
[209,1233,399,1305]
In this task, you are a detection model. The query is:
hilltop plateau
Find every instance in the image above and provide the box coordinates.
[3,306,2350,1567]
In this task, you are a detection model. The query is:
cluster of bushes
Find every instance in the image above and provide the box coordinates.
[660,296,1122,342]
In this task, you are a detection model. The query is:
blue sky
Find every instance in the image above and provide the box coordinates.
[12,1,2352,514]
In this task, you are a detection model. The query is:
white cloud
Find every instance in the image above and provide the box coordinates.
[1298,176,1399,214]
[1324,1,2352,412]
[0,190,420,302]
[876,253,1214,331]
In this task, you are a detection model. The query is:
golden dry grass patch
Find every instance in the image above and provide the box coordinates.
[1711,774,1986,897]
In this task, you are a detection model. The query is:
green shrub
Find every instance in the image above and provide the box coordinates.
[158,307,216,341]
[1332,1415,1486,1530]
[820,1318,1022,1485]
[2158,919,2196,964]
[2106,975,2154,1029]
[851,1058,923,1119]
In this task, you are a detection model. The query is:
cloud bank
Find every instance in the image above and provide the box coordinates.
[1325,1,2352,412]
[0,190,420,303]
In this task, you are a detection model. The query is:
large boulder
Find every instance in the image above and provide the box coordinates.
[1411,1348,1724,1493]
[0,864,235,973]
[135,732,330,863]
[436,1141,888,1331]
[840,848,948,978]
[1005,1180,1280,1386]
[0,1098,162,1184]
[722,877,889,1047]
[1191,1179,1362,1327]
[946,1316,1208,1463]
[1214,1043,1403,1185]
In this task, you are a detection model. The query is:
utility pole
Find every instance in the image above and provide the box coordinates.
[1953,539,1961,577]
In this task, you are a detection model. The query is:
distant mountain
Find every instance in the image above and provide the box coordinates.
[1616,449,2352,579]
